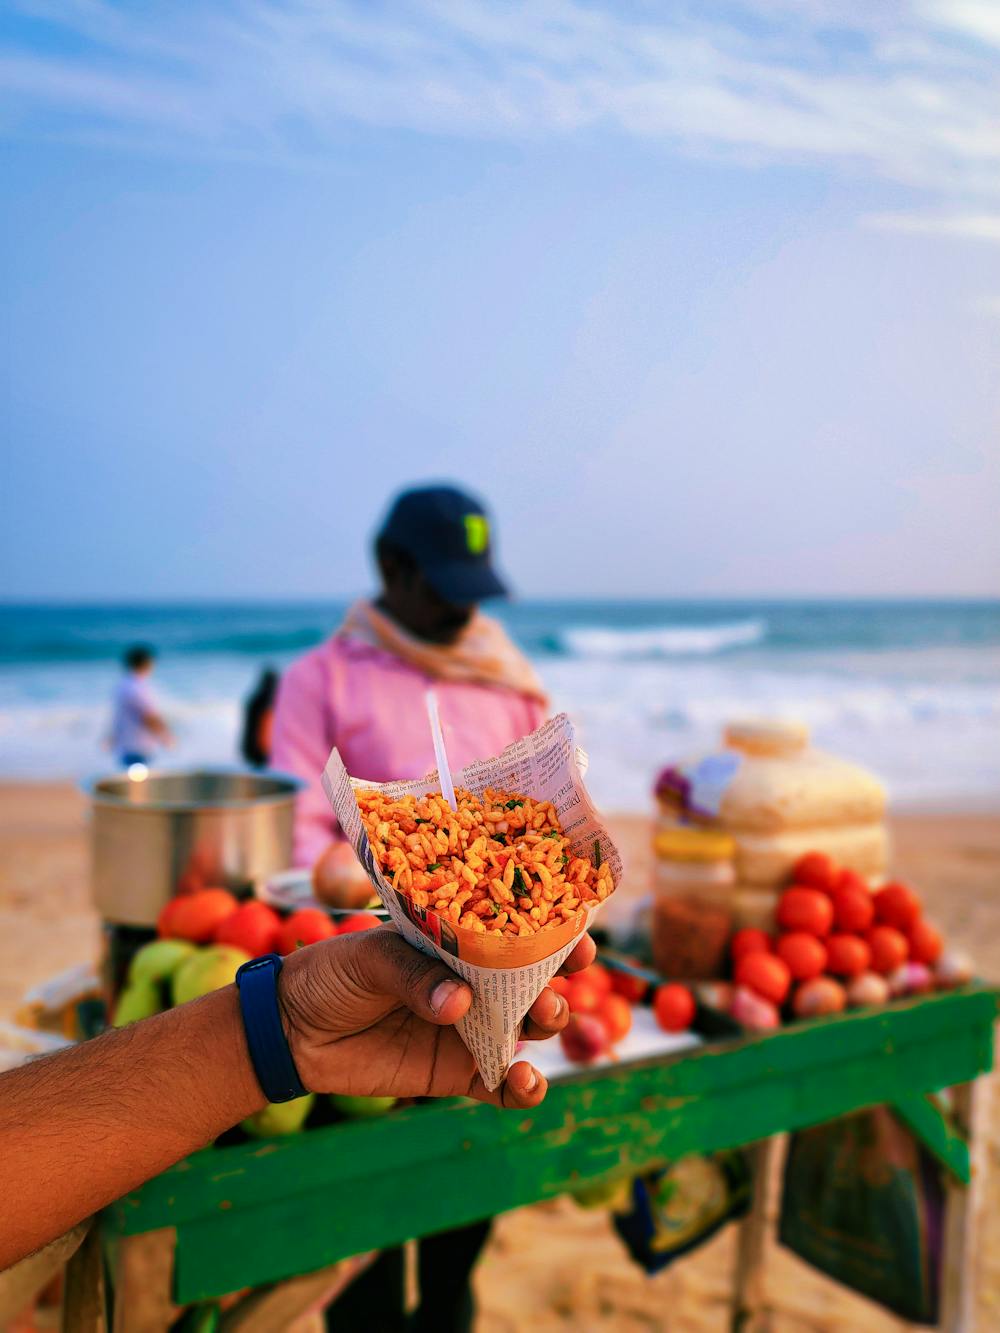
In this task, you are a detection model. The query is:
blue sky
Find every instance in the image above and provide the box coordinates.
[2,1,999,600]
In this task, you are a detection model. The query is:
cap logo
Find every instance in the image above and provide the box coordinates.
[464,513,489,555]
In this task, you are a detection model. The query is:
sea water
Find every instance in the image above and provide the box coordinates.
[1,600,998,811]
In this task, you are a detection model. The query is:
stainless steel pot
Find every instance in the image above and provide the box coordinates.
[84,768,304,926]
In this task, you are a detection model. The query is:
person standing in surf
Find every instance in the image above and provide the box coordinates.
[107,644,174,768]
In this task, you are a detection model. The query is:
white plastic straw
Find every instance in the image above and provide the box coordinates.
[425,689,458,812]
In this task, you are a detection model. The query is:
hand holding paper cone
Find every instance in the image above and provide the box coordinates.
[278,925,597,1109]
[321,714,623,1090]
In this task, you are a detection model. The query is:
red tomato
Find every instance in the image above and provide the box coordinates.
[908,919,943,965]
[214,901,282,957]
[777,887,834,938]
[836,868,869,895]
[566,981,602,1015]
[608,965,649,1003]
[734,952,792,1006]
[548,975,574,999]
[338,912,382,934]
[831,884,874,935]
[775,932,827,981]
[575,963,613,996]
[596,993,633,1044]
[730,928,772,963]
[653,983,696,1033]
[157,896,185,939]
[874,883,922,932]
[276,908,336,954]
[161,888,239,943]
[825,933,872,978]
[867,925,910,975]
[791,852,840,894]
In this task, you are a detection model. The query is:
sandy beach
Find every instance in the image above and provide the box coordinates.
[1,783,997,1330]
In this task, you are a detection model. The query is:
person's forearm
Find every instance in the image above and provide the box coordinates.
[0,985,263,1270]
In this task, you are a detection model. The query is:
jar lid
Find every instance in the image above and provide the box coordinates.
[654,827,735,862]
[724,718,809,757]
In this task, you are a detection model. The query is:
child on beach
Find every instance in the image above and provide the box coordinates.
[108,644,173,767]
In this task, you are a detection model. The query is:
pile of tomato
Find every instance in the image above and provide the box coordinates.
[718,851,971,1030]
[157,887,381,954]
[551,962,697,1065]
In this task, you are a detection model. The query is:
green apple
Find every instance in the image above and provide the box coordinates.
[172,1300,220,1333]
[113,978,163,1027]
[128,938,197,986]
[330,1093,397,1119]
[570,1176,632,1210]
[242,1094,314,1138]
[172,945,252,1007]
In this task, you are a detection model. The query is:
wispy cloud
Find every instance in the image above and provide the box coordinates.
[864,212,1000,242]
[2,0,998,205]
[922,0,1000,51]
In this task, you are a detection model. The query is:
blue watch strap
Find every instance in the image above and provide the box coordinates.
[235,953,309,1103]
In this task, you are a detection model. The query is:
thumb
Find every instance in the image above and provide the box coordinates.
[348,928,473,1026]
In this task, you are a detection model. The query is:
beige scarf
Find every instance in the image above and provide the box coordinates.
[337,600,548,705]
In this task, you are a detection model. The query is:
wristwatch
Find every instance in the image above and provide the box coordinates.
[235,953,309,1103]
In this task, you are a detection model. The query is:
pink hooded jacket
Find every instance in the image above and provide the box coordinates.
[271,635,546,867]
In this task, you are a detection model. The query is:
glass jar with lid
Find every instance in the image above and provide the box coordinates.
[651,827,735,979]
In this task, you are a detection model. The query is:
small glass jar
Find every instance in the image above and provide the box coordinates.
[651,827,735,979]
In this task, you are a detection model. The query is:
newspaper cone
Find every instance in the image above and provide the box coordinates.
[321,713,623,1090]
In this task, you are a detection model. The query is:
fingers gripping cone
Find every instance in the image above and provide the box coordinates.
[321,714,623,1090]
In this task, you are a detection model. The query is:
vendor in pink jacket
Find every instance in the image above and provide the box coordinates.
[271,484,549,1332]
[272,484,548,885]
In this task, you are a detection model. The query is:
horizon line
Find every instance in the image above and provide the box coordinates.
[2,593,999,609]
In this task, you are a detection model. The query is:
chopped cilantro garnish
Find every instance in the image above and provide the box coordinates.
[504,798,524,810]
[559,854,569,865]
[414,818,428,824]
[512,867,525,891]
[492,833,507,844]
[427,863,442,872]
[543,829,560,839]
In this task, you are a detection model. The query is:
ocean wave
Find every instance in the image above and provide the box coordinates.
[0,629,325,664]
[559,619,766,659]
[1,654,998,809]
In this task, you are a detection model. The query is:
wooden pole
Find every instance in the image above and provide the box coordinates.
[731,1136,778,1333]
[939,1067,993,1332]
[218,1254,376,1332]
[62,1221,107,1333]
[111,1228,176,1333]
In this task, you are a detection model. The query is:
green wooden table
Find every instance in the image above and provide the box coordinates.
[93,985,997,1332]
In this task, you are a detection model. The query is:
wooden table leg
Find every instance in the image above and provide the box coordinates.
[939,1071,993,1333]
[110,1228,177,1333]
[0,1223,87,1327]
[218,1252,375,1332]
[62,1220,107,1333]
[731,1137,778,1333]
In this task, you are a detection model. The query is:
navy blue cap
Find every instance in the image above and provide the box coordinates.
[378,485,508,604]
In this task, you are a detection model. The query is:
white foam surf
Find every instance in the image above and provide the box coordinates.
[559,619,766,659]
[1,643,998,813]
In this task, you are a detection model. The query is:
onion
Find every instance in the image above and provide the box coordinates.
[934,949,974,990]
